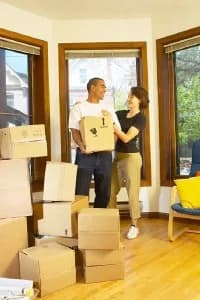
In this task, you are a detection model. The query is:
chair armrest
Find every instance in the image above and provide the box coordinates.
[169,186,177,205]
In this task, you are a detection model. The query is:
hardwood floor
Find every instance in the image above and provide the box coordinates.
[41,217,200,300]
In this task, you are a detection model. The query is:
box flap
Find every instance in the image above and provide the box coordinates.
[43,162,77,202]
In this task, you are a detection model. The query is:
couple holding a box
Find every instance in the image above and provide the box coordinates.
[69,78,149,240]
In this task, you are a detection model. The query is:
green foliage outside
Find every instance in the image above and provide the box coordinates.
[176,46,200,150]
[177,74,200,144]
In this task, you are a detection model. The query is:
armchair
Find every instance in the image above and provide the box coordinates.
[168,185,200,241]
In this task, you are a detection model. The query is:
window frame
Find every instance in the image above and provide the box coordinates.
[58,41,151,186]
[0,28,51,191]
[156,26,200,186]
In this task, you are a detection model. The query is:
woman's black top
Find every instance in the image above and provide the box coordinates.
[115,110,146,153]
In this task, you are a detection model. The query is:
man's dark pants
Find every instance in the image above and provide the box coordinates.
[75,148,112,208]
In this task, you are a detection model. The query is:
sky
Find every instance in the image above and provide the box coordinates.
[6,50,28,74]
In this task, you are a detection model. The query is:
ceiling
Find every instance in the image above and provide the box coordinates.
[1,0,197,20]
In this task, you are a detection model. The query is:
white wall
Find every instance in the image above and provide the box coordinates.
[0,2,52,39]
[153,8,200,39]
[1,2,199,213]
[0,2,61,162]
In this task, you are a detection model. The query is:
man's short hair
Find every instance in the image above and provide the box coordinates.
[87,77,103,92]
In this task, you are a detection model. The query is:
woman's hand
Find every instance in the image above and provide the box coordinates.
[113,124,121,135]
[102,109,112,117]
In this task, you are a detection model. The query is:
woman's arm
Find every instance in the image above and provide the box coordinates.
[114,125,139,143]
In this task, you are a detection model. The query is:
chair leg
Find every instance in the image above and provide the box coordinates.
[168,210,174,241]
[186,229,200,234]
[168,210,189,241]
[171,227,189,241]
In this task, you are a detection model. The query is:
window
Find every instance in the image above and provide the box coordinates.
[79,68,87,84]
[58,42,151,186]
[0,28,51,190]
[0,49,30,127]
[156,27,200,185]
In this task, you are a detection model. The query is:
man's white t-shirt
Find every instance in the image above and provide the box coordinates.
[69,100,121,130]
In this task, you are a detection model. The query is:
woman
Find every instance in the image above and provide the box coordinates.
[109,86,149,239]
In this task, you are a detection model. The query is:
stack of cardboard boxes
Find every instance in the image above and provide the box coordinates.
[0,120,125,296]
[78,208,125,283]
[0,125,86,297]
[0,124,47,279]
[34,161,88,238]
[24,161,89,296]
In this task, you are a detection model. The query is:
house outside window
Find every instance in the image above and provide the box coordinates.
[0,28,50,190]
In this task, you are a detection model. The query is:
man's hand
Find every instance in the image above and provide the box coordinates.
[79,143,94,154]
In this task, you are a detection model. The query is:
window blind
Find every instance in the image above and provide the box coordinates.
[164,35,200,53]
[0,38,40,55]
[65,49,140,59]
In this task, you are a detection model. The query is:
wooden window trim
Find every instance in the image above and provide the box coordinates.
[58,41,151,186]
[156,26,200,186]
[0,28,51,191]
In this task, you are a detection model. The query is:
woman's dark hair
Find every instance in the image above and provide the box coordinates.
[86,77,103,92]
[130,86,150,109]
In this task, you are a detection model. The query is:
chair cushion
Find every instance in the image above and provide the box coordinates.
[174,177,200,208]
[171,203,200,215]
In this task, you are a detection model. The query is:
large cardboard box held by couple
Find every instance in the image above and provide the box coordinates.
[78,208,120,249]
[79,116,115,152]
[0,124,47,159]
[0,217,28,278]
[19,242,76,297]
[0,159,32,218]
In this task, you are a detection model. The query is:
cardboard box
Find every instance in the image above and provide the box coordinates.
[43,161,77,202]
[34,236,78,248]
[82,243,124,266]
[34,236,82,267]
[84,263,124,283]
[0,124,47,159]
[19,243,76,297]
[78,208,120,232]
[0,159,32,218]
[78,231,120,250]
[79,116,115,152]
[37,196,88,237]
[0,217,28,278]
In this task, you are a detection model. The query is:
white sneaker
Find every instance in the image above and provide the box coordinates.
[127,225,139,239]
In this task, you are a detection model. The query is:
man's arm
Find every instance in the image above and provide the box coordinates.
[71,129,85,152]
[71,128,93,154]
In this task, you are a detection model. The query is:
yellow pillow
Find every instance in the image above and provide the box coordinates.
[174,177,200,208]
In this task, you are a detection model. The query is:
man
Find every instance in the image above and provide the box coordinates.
[69,77,120,208]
